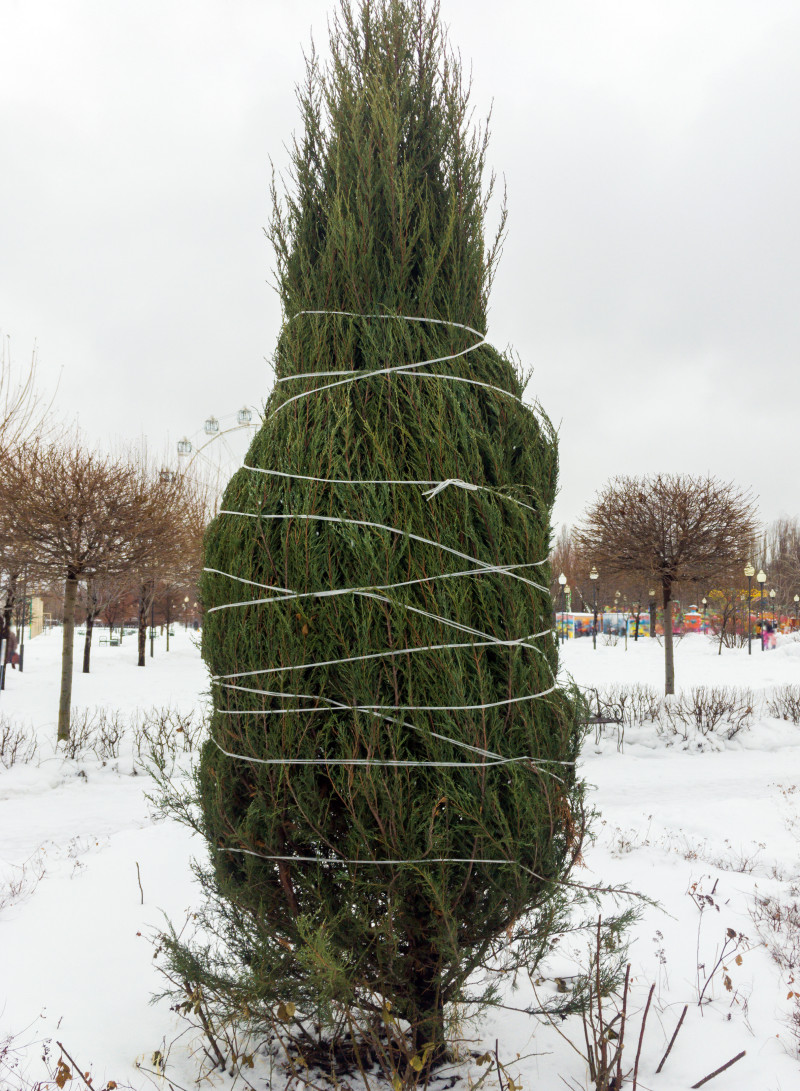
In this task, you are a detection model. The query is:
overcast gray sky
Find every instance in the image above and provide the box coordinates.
[2,0,798,530]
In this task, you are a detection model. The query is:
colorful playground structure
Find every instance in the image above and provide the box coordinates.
[556,611,650,639]
[556,604,799,639]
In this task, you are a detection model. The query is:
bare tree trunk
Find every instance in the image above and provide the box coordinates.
[0,575,17,690]
[83,582,98,673]
[2,586,15,639]
[0,620,8,692]
[138,590,147,667]
[82,611,95,673]
[58,572,79,740]
[408,948,447,1068]
[663,589,675,696]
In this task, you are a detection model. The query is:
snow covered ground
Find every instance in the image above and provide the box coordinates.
[2,627,800,1089]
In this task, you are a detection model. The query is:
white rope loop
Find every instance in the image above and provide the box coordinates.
[209,734,566,771]
[213,510,549,593]
[207,309,569,870]
[243,465,539,515]
[215,677,559,714]
[225,845,527,870]
[219,844,636,903]
[205,558,548,613]
[269,309,525,419]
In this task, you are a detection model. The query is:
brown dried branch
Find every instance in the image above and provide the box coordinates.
[656,1003,687,1074]
[690,1049,746,1088]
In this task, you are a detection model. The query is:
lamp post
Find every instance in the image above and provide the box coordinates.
[18,569,27,673]
[701,597,708,635]
[17,593,26,672]
[558,573,566,644]
[623,594,629,650]
[649,588,656,638]
[614,590,621,637]
[757,569,766,650]
[589,567,599,649]
[769,588,776,631]
[794,593,799,630]
[564,584,571,640]
[744,564,754,654]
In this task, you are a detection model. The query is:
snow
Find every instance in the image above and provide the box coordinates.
[2,627,800,1089]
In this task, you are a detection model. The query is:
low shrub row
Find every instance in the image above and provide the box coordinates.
[0,706,205,770]
[3,685,800,769]
[591,682,800,742]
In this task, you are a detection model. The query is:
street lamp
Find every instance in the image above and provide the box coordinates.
[564,584,571,640]
[649,588,656,638]
[558,573,566,644]
[701,597,708,635]
[770,588,776,630]
[757,569,767,650]
[794,593,799,630]
[589,567,599,649]
[744,564,754,654]
[18,568,27,673]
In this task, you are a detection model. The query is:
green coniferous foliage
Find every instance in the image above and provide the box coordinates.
[197,0,584,1060]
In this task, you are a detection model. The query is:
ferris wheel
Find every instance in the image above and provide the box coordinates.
[172,406,262,502]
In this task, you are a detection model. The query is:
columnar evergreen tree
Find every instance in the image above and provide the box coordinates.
[196,0,584,1062]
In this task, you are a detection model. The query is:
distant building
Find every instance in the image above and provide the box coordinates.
[27,595,45,638]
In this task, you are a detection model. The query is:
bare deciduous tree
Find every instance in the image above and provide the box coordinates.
[127,460,206,667]
[77,572,133,671]
[0,336,56,455]
[2,439,157,739]
[0,337,59,679]
[705,559,751,653]
[575,474,758,693]
[762,517,800,620]
[152,509,206,652]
